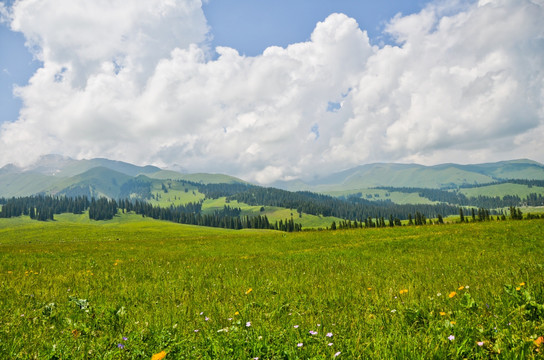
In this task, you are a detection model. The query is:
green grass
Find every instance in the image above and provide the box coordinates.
[324,189,438,205]
[147,181,206,207]
[202,197,342,229]
[458,183,544,199]
[0,216,543,359]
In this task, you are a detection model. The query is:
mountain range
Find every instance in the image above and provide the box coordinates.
[1,155,543,199]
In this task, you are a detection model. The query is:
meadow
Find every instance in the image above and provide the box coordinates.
[0,215,543,359]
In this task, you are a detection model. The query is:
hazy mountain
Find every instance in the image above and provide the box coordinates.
[274,159,544,191]
[0,155,246,198]
[1,156,542,198]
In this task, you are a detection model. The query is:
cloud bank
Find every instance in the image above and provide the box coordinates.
[1,0,543,183]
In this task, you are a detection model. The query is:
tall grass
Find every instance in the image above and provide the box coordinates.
[0,216,543,359]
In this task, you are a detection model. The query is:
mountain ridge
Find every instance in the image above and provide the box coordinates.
[0,156,543,198]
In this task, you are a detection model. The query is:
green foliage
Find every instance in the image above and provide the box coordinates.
[0,217,543,358]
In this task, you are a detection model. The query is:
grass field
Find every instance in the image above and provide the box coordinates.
[202,197,342,229]
[458,183,544,199]
[1,216,543,359]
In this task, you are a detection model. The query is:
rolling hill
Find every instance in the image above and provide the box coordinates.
[274,159,544,191]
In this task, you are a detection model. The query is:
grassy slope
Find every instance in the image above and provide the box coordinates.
[323,189,438,205]
[146,180,206,207]
[0,172,60,197]
[458,183,544,199]
[147,170,246,184]
[0,216,543,359]
[202,197,342,229]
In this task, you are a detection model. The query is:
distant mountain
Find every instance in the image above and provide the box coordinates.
[0,155,246,198]
[274,159,544,191]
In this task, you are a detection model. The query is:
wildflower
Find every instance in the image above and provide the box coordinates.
[449,292,457,298]
[399,289,408,294]
[367,287,372,291]
[199,312,203,315]
[246,321,251,327]
[234,311,239,316]
[253,358,259,360]
[328,342,334,346]
[326,332,333,337]
[71,329,79,338]
[205,317,209,321]
[117,344,124,349]
[535,336,543,347]
[465,285,469,289]
[437,292,442,297]
[227,318,232,321]
[439,312,446,316]
[520,282,526,286]
[516,287,521,291]
[151,351,167,360]
[122,337,127,341]
[194,329,199,332]
[458,286,464,290]
[309,330,317,335]
[334,351,341,357]
[391,309,396,313]
[477,341,484,346]
[245,288,253,295]
[293,325,299,328]
[317,324,321,327]
[450,321,456,325]
[448,335,455,341]
[297,343,303,347]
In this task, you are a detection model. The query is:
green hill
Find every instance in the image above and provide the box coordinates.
[275,159,544,191]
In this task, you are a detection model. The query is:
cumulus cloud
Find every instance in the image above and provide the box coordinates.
[1,0,543,183]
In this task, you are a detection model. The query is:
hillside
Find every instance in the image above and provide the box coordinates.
[275,159,544,191]
[0,155,246,198]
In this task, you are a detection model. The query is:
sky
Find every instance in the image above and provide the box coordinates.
[0,0,543,184]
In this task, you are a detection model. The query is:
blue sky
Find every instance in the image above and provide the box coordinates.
[0,0,543,182]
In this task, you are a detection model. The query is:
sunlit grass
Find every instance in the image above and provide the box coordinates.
[0,216,543,359]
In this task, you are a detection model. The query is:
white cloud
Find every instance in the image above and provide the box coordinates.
[1,0,543,183]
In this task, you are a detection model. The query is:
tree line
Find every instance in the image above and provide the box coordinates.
[0,195,302,232]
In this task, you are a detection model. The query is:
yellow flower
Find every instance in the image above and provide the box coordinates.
[450,321,456,325]
[234,311,239,316]
[439,312,446,316]
[245,288,253,295]
[7,271,12,274]
[399,289,408,294]
[367,287,372,291]
[457,285,464,291]
[151,351,167,360]
[520,282,526,286]
[449,291,457,298]
[516,287,521,291]
[534,336,543,347]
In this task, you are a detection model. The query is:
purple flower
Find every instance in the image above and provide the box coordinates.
[326,332,333,337]
[194,329,199,332]
[293,325,299,328]
[448,335,455,341]
[246,321,251,327]
[297,343,303,347]
[477,341,484,346]
[309,330,317,335]
[122,337,127,341]
[117,343,124,349]
[205,316,209,321]
[334,351,341,357]
[328,343,334,346]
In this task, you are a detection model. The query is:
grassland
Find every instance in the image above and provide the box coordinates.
[458,183,544,199]
[1,216,543,359]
